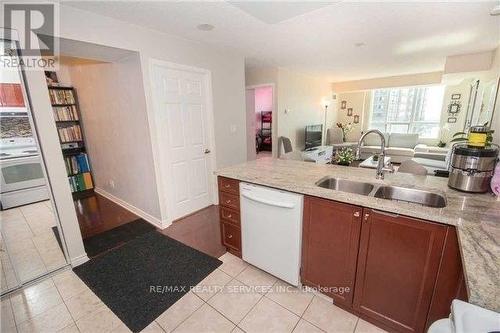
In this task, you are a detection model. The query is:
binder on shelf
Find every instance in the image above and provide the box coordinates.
[68,172,93,193]
[64,153,91,176]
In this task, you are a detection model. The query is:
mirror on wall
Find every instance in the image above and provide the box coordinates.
[477,77,499,126]
[463,77,499,130]
[1,39,69,294]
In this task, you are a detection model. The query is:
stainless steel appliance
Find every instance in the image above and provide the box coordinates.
[448,144,499,193]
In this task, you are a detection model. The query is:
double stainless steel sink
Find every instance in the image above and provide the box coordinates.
[316,177,446,208]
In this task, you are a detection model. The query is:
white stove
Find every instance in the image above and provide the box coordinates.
[0,138,49,210]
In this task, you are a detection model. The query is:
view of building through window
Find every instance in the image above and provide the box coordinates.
[370,86,445,138]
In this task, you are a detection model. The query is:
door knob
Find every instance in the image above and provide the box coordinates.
[204,149,211,154]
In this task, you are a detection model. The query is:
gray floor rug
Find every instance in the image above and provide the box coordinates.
[73,231,222,332]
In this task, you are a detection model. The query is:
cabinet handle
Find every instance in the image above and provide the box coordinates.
[364,213,370,222]
[225,184,231,188]
[227,234,233,239]
[226,200,231,204]
[353,211,360,217]
[227,214,232,218]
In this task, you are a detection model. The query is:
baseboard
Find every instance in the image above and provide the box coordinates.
[94,187,165,229]
[70,254,89,267]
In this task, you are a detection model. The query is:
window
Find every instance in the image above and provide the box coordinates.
[369,86,445,138]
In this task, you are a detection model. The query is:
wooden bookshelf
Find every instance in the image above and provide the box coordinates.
[47,86,95,199]
[259,111,272,152]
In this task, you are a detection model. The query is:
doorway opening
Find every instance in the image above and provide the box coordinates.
[246,85,274,160]
[42,37,159,257]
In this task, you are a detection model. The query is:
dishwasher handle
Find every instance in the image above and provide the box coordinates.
[241,192,296,209]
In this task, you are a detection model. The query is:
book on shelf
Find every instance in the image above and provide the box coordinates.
[68,172,93,192]
[49,88,75,105]
[58,125,82,143]
[64,153,90,176]
[53,105,79,121]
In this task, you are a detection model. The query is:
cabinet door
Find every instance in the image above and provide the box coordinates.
[301,196,362,308]
[354,209,446,333]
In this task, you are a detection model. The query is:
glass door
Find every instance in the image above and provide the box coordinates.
[1,38,70,295]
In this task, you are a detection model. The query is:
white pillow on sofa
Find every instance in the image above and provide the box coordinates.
[363,132,389,146]
[388,133,418,149]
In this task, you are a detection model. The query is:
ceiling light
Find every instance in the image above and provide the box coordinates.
[355,42,365,47]
[196,24,215,31]
[491,5,500,16]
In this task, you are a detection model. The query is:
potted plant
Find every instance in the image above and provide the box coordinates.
[336,147,355,166]
[336,122,353,142]
[437,140,446,148]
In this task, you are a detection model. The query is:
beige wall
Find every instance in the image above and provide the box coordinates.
[38,5,247,226]
[335,91,371,142]
[276,68,332,152]
[246,67,332,152]
[331,71,443,93]
[60,55,162,221]
[444,50,495,74]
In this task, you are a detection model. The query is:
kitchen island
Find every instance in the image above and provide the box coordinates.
[216,158,500,315]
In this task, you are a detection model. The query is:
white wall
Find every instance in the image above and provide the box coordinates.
[61,55,162,221]
[37,5,247,226]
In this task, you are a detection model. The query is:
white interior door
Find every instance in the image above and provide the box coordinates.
[153,64,214,221]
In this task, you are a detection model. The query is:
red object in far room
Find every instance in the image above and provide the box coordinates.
[0,83,25,107]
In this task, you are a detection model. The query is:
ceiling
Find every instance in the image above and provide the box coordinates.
[63,1,500,82]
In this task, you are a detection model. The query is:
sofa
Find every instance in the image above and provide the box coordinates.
[359,133,449,164]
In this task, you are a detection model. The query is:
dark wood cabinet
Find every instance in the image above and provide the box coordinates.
[0,83,25,107]
[353,209,447,333]
[301,196,466,333]
[425,226,468,330]
[301,196,362,308]
[218,177,242,257]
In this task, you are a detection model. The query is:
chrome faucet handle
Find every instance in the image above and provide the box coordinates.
[383,162,395,173]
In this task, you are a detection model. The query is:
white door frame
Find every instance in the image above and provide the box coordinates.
[246,83,277,158]
[149,59,218,228]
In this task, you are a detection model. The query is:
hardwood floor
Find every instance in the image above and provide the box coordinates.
[74,193,225,258]
[159,205,226,258]
[74,193,139,239]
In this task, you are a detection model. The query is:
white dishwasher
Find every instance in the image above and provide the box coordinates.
[240,182,304,286]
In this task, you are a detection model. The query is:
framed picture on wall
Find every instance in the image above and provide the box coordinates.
[447,117,457,123]
[353,115,360,124]
[451,94,461,100]
[347,108,353,116]
[341,101,347,109]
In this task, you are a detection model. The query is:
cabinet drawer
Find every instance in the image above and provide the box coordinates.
[220,206,240,225]
[219,191,239,210]
[218,177,239,195]
[221,222,241,251]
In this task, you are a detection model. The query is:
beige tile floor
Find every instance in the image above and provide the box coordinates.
[1,201,67,292]
[0,252,387,333]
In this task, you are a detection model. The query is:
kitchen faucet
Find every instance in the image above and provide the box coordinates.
[356,129,394,179]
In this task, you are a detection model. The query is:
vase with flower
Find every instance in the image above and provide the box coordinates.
[336,122,353,142]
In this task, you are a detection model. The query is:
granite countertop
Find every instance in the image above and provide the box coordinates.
[216,158,500,313]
